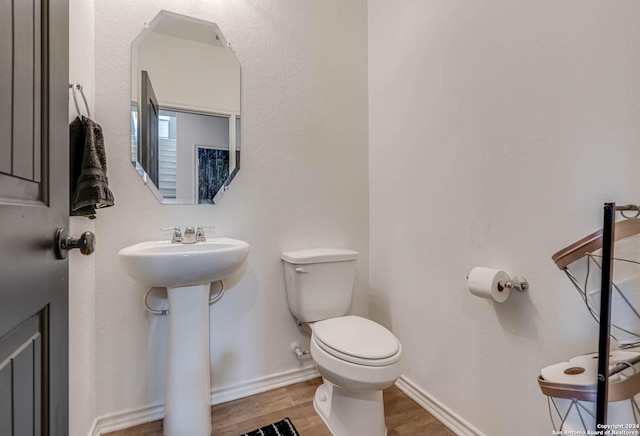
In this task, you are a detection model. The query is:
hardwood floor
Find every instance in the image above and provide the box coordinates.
[104,377,454,436]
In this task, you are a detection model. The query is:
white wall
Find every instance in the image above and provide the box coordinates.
[68,0,97,435]
[93,0,368,419]
[369,1,640,435]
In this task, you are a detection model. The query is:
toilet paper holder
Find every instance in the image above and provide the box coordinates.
[465,272,529,292]
[498,276,529,293]
[466,267,529,302]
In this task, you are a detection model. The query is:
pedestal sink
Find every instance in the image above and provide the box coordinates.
[118,238,250,436]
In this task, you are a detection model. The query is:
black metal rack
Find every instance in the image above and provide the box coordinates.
[596,202,615,428]
[596,203,640,427]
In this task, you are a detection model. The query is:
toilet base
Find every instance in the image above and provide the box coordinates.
[313,380,387,436]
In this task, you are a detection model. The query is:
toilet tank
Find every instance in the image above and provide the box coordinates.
[281,248,358,323]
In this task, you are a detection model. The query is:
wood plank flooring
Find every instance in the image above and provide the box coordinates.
[104,377,454,436]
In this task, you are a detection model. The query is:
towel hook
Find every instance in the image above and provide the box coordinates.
[68,83,91,119]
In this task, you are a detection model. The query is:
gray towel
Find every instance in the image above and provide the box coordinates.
[69,116,115,219]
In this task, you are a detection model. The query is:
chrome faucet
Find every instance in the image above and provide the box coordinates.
[183,226,197,244]
[162,226,183,244]
[196,225,215,242]
[162,225,214,244]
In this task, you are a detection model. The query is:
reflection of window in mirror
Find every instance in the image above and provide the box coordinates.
[157,110,177,200]
[158,114,171,138]
[130,105,138,163]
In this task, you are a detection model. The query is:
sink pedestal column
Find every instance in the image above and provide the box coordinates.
[164,284,211,436]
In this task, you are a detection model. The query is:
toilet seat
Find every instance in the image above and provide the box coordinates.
[312,316,401,367]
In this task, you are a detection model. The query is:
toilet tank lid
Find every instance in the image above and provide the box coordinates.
[281,248,358,264]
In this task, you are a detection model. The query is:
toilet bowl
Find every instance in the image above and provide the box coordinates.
[281,248,403,435]
[309,316,402,436]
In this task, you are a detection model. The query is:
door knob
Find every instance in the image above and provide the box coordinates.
[54,228,96,259]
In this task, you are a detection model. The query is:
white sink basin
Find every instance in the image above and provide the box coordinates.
[118,238,250,288]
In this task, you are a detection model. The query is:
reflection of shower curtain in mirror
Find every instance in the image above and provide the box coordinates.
[197,147,229,204]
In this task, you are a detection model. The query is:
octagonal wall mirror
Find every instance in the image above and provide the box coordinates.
[131,10,240,204]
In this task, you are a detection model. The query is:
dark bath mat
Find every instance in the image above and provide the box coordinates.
[241,417,299,436]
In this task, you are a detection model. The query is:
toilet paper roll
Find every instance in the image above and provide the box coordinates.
[541,358,637,429]
[570,350,639,365]
[541,360,598,386]
[569,351,640,382]
[467,267,511,303]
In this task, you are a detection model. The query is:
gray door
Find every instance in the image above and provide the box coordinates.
[0,0,70,434]
[140,70,159,187]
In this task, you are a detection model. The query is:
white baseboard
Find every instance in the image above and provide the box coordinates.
[210,365,319,406]
[87,418,98,436]
[90,365,319,436]
[90,401,165,436]
[395,375,485,436]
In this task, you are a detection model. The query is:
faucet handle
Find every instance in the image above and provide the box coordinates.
[196,225,215,242]
[161,226,182,243]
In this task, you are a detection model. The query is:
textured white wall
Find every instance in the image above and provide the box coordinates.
[369,1,640,435]
[68,0,97,434]
[93,0,368,417]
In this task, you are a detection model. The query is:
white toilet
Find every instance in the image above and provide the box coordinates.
[281,248,403,436]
